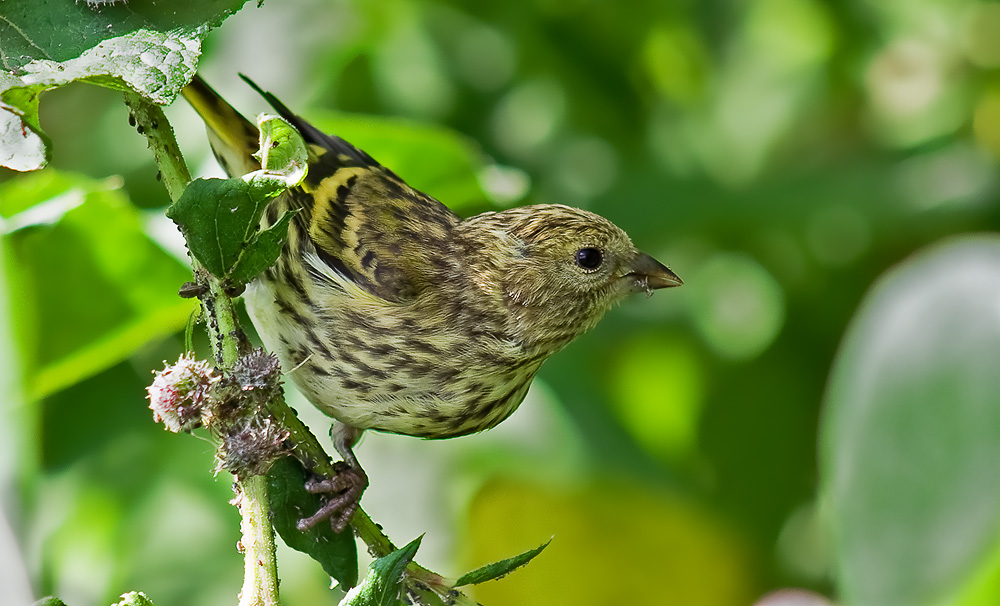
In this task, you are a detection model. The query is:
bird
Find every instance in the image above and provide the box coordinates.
[181,74,682,532]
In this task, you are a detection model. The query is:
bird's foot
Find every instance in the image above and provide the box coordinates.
[296,461,369,533]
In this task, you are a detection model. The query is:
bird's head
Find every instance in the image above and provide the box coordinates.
[458,204,681,350]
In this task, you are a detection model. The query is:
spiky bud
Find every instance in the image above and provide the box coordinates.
[147,354,218,433]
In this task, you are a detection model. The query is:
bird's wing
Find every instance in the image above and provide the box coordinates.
[290,137,460,303]
[183,75,461,303]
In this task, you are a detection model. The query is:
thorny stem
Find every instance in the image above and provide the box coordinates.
[126,90,278,606]
[237,476,280,606]
[131,88,476,605]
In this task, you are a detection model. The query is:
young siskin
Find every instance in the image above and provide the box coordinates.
[182,75,682,531]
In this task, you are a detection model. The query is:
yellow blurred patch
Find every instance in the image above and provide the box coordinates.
[463,477,755,606]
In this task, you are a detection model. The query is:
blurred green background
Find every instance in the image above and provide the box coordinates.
[3,0,1000,604]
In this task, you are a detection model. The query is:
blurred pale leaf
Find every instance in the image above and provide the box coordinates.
[0,170,194,399]
[821,235,1000,606]
[0,0,250,170]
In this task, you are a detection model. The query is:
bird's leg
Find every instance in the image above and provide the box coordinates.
[296,422,369,533]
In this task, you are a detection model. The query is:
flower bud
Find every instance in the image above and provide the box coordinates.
[147,354,218,433]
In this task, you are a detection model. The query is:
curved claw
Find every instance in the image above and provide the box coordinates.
[296,464,369,533]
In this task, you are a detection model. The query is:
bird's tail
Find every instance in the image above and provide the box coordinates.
[181,75,261,177]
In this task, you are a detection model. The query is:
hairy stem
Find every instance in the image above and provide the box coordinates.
[122,91,190,200]
[127,90,279,606]
[238,475,280,606]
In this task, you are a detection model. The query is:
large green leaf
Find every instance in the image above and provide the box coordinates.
[820,235,1000,606]
[166,114,306,284]
[0,0,251,170]
[1,169,194,399]
[266,456,359,590]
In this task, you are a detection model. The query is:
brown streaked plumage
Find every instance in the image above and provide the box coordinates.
[182,75,682,531]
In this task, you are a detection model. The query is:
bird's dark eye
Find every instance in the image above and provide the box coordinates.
[575,247,603,270]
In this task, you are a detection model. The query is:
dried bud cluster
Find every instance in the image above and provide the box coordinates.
[147,349,288,476]
[147,354,218,433]
[232,348,281,394]
[215,417,289,478]
[216,349,287,477]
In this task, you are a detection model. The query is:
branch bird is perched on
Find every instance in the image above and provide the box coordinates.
[182,75,682,531]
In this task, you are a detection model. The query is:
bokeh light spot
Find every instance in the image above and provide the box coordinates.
[373,23,454,119]
[894,143,994,210]
[687,253,785,361]
[477,164,531,207]
[746,0,835,73]
[552,135,619,202]
[641,24,707,106]
[491,79,566,159]
[607,335,704,462]
[866,39,944,119]
[454,24,516,92]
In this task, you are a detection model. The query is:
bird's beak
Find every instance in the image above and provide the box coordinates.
[623,252,683,294]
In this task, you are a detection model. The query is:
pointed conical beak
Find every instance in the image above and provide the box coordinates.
[624,252,683,293]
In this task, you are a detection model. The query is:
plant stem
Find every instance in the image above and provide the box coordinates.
[264,393,461,594]
[122,91,190,200]
[238,475,280,606]
[264,395,395,555]
[127,89,279,606]
[205,273,241,368]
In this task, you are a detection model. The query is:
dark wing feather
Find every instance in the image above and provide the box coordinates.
[186,74,461,303]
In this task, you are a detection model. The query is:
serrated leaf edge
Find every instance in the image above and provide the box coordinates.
[454,538,552,587]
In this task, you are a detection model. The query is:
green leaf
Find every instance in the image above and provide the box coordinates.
[339,536,423,606]
[167,114,306,284]
[32,598,68,606]
[166,178,263,278]
[0,0,250,171]
[112,592,157,606]
[455,538,551,586]
[0,0,247,69]
[0,79,50,171]
[820,235,1000,606]
[266,456,359,589]
[0,169,195,399]
[227,209,297,285]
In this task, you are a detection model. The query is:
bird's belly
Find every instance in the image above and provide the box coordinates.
[244,278,538,439]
